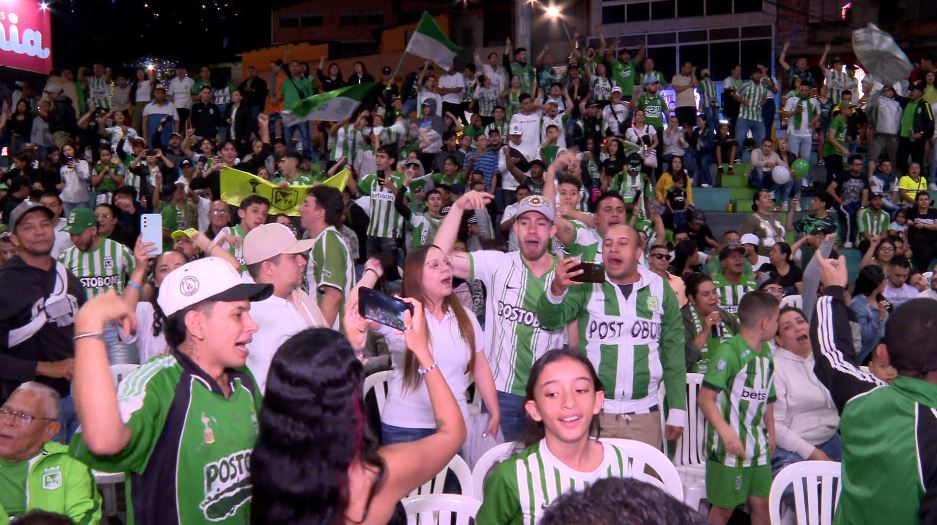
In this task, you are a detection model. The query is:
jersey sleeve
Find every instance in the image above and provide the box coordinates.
[317,231,350,293]
[475,460,521,525]
[659,283,688,418]
[69,365,173,475]
[62,455,104,524]
[357,173,375,196]
[702,342,738,392]
[536,282,587,332]
[120,243,135,278]
[467,250,507,282]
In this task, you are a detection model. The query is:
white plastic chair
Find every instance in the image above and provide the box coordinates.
[471,441,517,499]
[95,364,139,516]
[599,438,684,502]
[402,494,482,525]
[362,370,393,417]
[769,461,842,525]
[672,373,707,511]
[780,294,804,311]
[410,454,474,498]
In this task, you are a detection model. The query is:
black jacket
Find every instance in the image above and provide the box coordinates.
[237,76,268,109]
[0,257,86,403]
[190,101,222,138]
[224,103,253,149]
[47,96,77,135]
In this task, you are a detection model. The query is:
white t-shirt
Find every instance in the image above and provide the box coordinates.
[120,302,169,364]
[246,291,326,392]
[625,124,657,146]
[672,74,696,108]
[142,100,178,121]
[509,110,543,161]
[438,72,466,105]
[884,282,920,309]
[783,96,820,137]
[168,76,195,110]
[381,306,484,429]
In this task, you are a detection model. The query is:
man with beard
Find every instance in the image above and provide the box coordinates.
[537,223,687,449]
[435,191,564,441]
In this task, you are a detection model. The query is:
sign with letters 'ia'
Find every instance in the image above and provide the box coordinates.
[0,0,53,74]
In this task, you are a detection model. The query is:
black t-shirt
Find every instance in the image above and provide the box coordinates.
[908,208,937,245]
[667,187,688,211]
[758,263,804,295]
[834,172,869,205]
[677,223,715,252]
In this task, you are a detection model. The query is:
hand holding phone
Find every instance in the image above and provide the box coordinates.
[140,214,164,256]
[570,261,606,284]
[358,287,414,332]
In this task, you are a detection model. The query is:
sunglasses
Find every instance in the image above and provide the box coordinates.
[649,253,671,261]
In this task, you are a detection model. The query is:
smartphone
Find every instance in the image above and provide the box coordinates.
[140,214,164,255]
[358,287,413,331]
[570,262,606,284]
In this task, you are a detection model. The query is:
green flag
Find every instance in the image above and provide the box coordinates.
[405,12,461,70]
[283,82,377,126]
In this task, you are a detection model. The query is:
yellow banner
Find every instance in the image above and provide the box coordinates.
[220,167,307,216]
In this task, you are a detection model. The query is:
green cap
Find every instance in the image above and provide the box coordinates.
[64,208,97,234]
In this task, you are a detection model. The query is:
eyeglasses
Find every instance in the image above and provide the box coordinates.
[649,253,671,261]
[0,407,56,426]
[211,209,229,215]
[425,257,453,272]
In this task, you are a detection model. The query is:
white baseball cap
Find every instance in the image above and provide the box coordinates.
[158,257,272,317]
[243,223,315,265]
[509,124,523,135]
[740,233,760,246]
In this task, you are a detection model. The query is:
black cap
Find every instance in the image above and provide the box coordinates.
[180,159,193,168]
[719,245,745,261]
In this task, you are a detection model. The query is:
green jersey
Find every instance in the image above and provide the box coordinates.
[857,207,890,238]
[70,352,263,525]
[272,171,322,187]
[682,305,740,374]
[280,75,313,110]
[563,222,602,262]
[409,213,443,249]
[214,224,247,270]
[537,265,687,418]
[703,335,776,467]
[477,439,634,525]
[93,162,127,194]
[610,171,652,205]
[636,94,666,129]
[59,238,134,299]
[509,61,535,96]
[306,225,354,328]
[160,202,198,248]
[823,115,848,157]
[469,250,564,395]
[432,171,467,187]
[711,273,756,315]
[611,59,637,97]
[358,171,406,239]
[738,80,768,122]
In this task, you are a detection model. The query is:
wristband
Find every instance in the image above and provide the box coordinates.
[73,332,105,342]
[127,281,143,291]
[364,268,381,278]
[417,362,439,376]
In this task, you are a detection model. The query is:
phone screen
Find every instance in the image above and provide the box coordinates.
[358,287,413,331]
[570,262,606,284]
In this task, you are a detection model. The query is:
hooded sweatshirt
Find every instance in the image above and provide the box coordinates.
[418,99,445,154]
[772,347,840,458]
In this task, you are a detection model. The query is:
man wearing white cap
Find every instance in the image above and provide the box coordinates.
[243,223,326,392]
[497,124,532,211]
[70,257,272,525]
[602,86,631,138]
[741,232,771,274]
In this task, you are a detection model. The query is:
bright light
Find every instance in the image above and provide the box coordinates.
[545,5,561,17]
[39,2,49,10]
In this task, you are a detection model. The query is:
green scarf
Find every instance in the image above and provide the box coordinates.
[794,94,815,129]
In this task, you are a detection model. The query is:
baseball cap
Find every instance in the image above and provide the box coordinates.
[719,245,746,260]
[131,137,146,147]
[243,223,315,265]
[513,195,555,222]
[180,159,193,168]
[171,228,198,241]
[587,100,602,108]
[154,84,167,91]
[9,201,54,229]
[740,233,760,246]
[64,208,98,234]
[158,256,272,317]
[690,209,706,225]
[870,192,884,199]
[169,132,182,139]
[611,86,622,94]
[509,124,523,135]
[43,84,63,94]
[644,76,659,85]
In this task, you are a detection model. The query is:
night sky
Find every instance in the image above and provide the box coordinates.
[47,0,272,68]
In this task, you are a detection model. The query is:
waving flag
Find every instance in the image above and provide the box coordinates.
[405,12,461,70]
[283,81,377,127]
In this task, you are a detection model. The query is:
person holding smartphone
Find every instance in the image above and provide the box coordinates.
[536,223,687,450]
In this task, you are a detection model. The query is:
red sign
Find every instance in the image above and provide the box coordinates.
[0,0,53,74]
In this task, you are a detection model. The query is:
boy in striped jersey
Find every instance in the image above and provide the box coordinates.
[358,145,406,263]
[436,191,564,441]
[538,224,687,449]
[212,195,269,271]
[699,291,778,525]
[713,246,757,315]
[856,193,890,252]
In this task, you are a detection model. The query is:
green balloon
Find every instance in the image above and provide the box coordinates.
[792,159,810,178]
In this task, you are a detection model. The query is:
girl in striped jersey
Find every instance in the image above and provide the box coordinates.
[477,349,640,525]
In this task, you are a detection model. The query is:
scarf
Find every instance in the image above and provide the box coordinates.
[794,94,815,129]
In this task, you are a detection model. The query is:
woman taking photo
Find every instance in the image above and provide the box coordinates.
[849,265,888,364]
[478,348,640,524]
[772,307,841,473]
[251,296,467,524]
[360,245,499,445]
[682,273,740,373]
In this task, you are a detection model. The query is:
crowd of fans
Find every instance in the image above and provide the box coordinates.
[0,28,936,525]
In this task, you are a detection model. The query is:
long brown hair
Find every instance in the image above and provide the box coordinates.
[400,245,476,392]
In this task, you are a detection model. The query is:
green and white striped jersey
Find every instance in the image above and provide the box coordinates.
[703,335,776,467]
[537,264,687,420]
[59,238,134,300]
[563,221,602,263]
[738,80,769,122]
[409,213,443,249]
[826,69,847,105]
[87,76,111,110]
[306,226,355,328]
[485,120,508,138]
[711,273,756,315]
[857,207,890,237]
[331,124,360,162]
[700,77,719,108]
[358,171,405,239]
[469,251,565,396]
[213,224,247,271]
[610,171,652,205]
[477,439,634,525]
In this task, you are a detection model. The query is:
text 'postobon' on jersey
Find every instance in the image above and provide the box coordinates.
[703,335,776,468]
[469,250,565,396]
[69,352,262,525]
[59,237,134,300]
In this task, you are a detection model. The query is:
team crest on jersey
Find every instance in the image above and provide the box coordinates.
[41,466,62,490]
[716,359,727,371]
[103,255,114,271]
[201,449,252,521]
[646,296,659,313]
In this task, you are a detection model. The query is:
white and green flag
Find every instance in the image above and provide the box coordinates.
[405,12,461,70]
[283,81,376,126]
